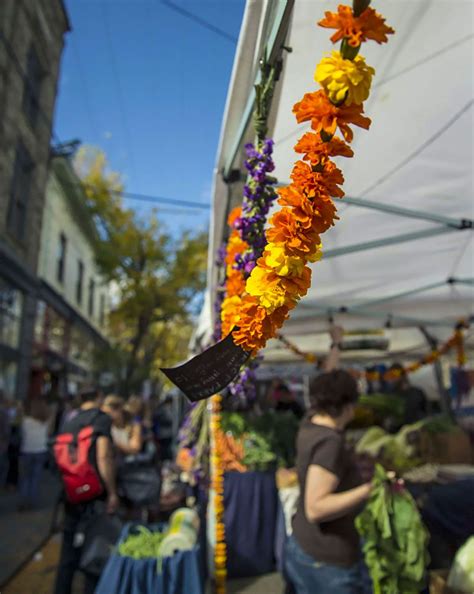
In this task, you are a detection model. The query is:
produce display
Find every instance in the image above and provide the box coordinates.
[356,465,430,594]
[358,393,405,423]
[118,509,199,562]
[218,411,299,472]
[118,526,166,560]
[355,417,459,473]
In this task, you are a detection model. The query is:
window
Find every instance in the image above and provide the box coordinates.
[88,278,95,317]
[0,278,23,350]
[7,142,34,239]
[57,234,67,284]
[23,45,43,127]
[76,260,84,305]
[99,294,106,327]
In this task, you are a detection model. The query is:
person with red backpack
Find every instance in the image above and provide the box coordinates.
[53,389,118,594]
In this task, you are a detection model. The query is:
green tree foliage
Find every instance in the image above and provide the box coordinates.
[74,147,208,395]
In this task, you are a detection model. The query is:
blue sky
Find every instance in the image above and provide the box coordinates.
[54,0,245,234]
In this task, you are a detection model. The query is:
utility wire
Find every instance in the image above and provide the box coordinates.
[101,3,139,182]
[119,189,211,210]
[160,0,238,45]
[71,39,102,140]
[1,31,208,217]
[69,179,211,210]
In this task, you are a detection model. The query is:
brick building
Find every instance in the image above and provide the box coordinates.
[0,0,70,399]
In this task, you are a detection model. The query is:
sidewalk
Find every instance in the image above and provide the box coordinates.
[0,469,61,588]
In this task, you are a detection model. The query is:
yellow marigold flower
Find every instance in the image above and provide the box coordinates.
[263,243,306,277]
[307,243,323,263]
[246,267,287,312]
[315,51,375,105]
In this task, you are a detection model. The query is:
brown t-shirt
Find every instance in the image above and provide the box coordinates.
[292,418,363,567]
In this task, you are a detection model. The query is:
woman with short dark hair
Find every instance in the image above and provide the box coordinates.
[285,369,371,594]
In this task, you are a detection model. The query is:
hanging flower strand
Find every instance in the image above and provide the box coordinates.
[231,1,394,355]
[221,53,280,398]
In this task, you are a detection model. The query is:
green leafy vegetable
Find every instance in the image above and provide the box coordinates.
[118,526,166,560]
[356,465,430,594]
[221,411,299,470]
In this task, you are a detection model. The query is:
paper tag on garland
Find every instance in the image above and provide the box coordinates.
[160,330,250,402]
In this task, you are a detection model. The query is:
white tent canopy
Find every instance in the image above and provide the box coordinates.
[201,0,473,365]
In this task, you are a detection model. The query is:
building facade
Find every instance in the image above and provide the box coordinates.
[31,153,110,398]
[0,0,69,399]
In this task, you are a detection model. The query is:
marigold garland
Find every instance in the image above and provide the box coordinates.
[276,333,317,363]
[210,394,227,594]
[232,2,394,355]
[379,322,470,381]
[277,324,470,375]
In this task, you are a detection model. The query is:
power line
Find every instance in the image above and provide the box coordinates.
[161,0,238,45]
[71,38,102,140]
[119,189,211,210]
[101,3,139,182]
[70,179,211,210]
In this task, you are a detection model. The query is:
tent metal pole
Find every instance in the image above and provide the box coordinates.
[419,327,453,419]
[223,0,294,179]
[323,226,462,259]
[276,185,474,229]
[342,196,473,229]
[453,277,474,286]
[349,280,455,311]
[300,280,451,312]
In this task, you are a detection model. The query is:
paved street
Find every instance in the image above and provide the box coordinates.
[0,470,61,588]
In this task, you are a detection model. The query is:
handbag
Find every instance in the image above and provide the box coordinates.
[117,441,162,505]
[79,508,123,577]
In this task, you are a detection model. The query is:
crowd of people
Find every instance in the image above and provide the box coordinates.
[0,390,175,510]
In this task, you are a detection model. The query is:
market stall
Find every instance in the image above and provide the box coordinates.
[172,0,473,592]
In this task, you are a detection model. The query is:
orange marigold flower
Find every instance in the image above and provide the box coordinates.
[267,208,322,259]
[280,266,312,300]
[225,231,248,269]
[227,206,242,227]
[293,90,371,142]
[221,294,243,337]
[294,132,354,164]
[289,160,345,199]
[318,5,394,48]
[317,160,345,198]
[176,447,194,472]
[277,186,315,226]
[232,301,291,353]
[231,297,268,353]
[311,200,339,233]
[226,267,246,298]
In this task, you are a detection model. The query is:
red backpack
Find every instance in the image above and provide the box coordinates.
[53,413,104,504]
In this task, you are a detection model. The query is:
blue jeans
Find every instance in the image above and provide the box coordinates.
[285,535,362,594]
[19,452,47,506]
